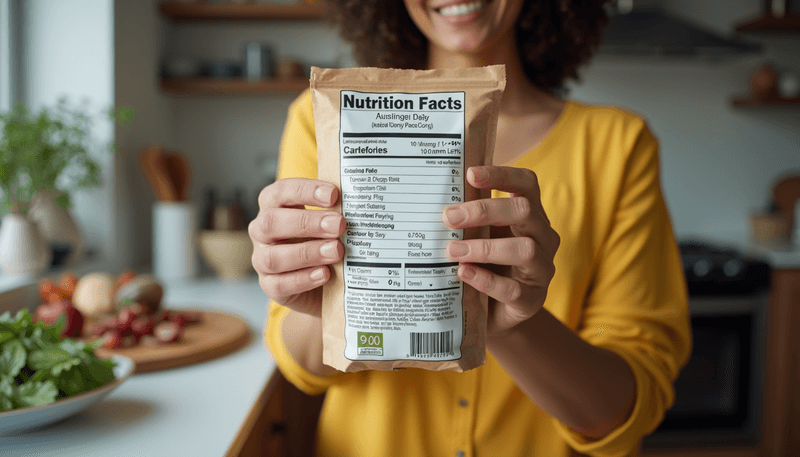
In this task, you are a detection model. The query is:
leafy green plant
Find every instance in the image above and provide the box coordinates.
[0,309,116,412]
[0,99,134,215]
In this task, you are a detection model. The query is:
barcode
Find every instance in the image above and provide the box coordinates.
[409,331,453,357]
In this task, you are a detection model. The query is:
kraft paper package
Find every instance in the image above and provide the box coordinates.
[311,65,505,372]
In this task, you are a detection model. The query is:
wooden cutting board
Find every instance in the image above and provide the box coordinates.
[90,309,251,373]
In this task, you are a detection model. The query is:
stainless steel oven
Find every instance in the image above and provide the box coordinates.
[643,241,770,449]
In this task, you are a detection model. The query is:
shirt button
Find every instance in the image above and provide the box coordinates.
[456,451,465,457]
[458,398,468,407]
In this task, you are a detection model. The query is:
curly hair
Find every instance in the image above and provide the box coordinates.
[326,0,612,93]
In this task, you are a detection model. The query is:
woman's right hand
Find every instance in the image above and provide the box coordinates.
[249,178,345,317]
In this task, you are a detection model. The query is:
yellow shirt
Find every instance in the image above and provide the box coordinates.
[266,90,691,457]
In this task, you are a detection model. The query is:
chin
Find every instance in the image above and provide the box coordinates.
[435,31,502,56]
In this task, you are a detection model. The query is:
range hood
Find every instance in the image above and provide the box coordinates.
[600,4,763,58]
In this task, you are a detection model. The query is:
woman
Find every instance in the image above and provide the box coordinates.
[249,1,691,455]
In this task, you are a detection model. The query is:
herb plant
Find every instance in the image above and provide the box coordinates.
[0,99,134,215]
[0,309,116,412]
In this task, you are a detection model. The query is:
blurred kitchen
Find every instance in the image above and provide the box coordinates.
[0,0,799,456]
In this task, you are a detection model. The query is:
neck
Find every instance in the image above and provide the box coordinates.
[426,34,556,115]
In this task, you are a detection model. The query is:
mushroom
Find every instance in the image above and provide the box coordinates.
[114,274,164,315]
[71,273,116,318]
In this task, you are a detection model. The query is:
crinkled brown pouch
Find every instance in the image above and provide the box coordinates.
[312,66,505,372]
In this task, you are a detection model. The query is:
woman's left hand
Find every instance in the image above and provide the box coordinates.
[444,166,560,335]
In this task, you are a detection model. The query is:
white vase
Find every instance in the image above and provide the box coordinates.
[28,192,83,265]
[0,214,52,277]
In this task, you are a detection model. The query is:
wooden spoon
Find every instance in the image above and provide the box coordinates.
[163,151,192,202]
[139,145,177,202]
[773,174,800,220]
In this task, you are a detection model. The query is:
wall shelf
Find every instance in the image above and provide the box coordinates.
[160,78,309,95]
[158,2,325,21]
[735,13,800,32]
[732,94,800,107]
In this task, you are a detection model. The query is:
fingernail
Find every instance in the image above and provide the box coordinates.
[470,167,488,181]
[314,186,334,204]
[449,242,469,257]
[460,265,476,280]
[320,215,341,235]
[310,268,326,281]
[320,241,339,259]
[445,207,467,225]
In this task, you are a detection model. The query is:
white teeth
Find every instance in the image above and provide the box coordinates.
[438,1,486,16]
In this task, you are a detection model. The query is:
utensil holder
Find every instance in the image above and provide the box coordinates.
[750,211,791,244]
[153,202,198,281]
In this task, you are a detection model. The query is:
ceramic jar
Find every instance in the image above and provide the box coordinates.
[0,214,52,276]
[27,191,83,265]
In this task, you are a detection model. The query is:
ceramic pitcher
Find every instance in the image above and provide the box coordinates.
[0,214,52,276]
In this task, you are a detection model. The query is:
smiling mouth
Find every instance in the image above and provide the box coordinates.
[436,1,488,17]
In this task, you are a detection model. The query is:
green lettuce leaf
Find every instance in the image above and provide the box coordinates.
[0,309,118,413]
[13,379,58,408]
[0,339,26,377]
[28,347,81,376]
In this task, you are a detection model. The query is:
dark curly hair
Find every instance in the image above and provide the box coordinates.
[326,0,612,93]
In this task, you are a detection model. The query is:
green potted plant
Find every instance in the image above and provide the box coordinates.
[0,99,133,276]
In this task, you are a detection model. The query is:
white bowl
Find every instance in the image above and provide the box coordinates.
[0,355,134,435]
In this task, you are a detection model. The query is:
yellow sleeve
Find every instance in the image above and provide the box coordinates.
[264,90,346,395]
[275,90,318,183]
[553,123,692,456]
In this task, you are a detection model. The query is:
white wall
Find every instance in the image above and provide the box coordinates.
[114,0,175,269]
[0,0,14,112]
[22,0,118,265]
[570,0,800,237]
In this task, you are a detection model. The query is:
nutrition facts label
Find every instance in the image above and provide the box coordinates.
[339,90,465,362]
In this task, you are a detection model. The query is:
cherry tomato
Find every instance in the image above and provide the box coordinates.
[102,330,122,349]
[38,279,65,304]
[58,272,79,299]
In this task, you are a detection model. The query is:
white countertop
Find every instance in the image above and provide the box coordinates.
[0,276,276,457]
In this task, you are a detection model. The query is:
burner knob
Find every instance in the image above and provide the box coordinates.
[723,258,743,278]
[692,259,712,278]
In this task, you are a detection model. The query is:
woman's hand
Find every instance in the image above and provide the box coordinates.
[443,166,560,334]
[249,178,345,316]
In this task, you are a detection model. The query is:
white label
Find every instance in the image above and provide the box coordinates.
[339,90,465,362]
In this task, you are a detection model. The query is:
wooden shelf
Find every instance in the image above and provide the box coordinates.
[159,2,325,21]
[160,77,309,95]
[735,13,800,32]
[641,447,759,457]
[732,94,800,107]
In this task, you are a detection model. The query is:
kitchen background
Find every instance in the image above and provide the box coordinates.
[3,0,798,273]
[1,1,799,454]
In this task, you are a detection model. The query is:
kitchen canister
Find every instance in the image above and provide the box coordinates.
[243,42,274,80]
[0,214,51,276]
[153,202,199,281]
